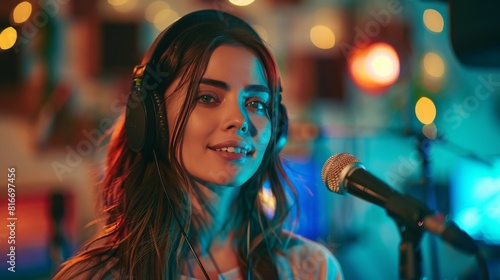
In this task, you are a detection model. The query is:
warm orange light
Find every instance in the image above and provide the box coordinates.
[145,1,170,23]
[109,0,138,13]
[415,97,436,125]
[0,27,17,50]
[423,9,444,33]
[348,42,400,95]
[423,52,445,78]
[153,9,178,31]
[252,25,269,42]
[259,186,276,218]
[229,0,255,6]
[310,25,336,49]
[12,1,32,24]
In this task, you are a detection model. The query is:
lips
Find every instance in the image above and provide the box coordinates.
[209,140,254,159]
[213,146,250,155]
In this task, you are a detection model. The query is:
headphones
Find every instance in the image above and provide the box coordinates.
[124,10,288,159]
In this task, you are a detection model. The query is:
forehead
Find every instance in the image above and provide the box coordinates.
[202,45,267,84]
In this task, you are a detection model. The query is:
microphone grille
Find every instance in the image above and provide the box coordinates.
[321,153,360,193]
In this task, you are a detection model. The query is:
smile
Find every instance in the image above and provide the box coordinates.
[214,147,250,155]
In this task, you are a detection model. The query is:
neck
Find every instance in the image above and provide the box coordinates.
[190,182,242,255]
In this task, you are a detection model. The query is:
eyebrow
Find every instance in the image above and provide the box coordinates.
[200,78,270,93]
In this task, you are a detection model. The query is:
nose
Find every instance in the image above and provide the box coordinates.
[223,103,249,133]
[240,121,249,133]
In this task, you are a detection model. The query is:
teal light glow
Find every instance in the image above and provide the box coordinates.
[451,158,500,244]
[456,208,480,235]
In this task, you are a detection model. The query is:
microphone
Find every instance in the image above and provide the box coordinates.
[321,153,479,255]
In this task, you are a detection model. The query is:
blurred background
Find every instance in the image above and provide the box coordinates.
[1,0,500,279]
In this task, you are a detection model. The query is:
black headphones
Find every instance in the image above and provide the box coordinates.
[124,10,288,159]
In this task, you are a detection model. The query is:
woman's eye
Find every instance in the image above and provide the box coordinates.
[247,99,268,113]
[248,101,265,109]
[197,94,218,104]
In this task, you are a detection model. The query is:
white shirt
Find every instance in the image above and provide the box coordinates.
[179,233,343,280]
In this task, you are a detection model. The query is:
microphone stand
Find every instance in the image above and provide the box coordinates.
[384,192,435,280]
[397,221,423,280]
[413,132,488,279]
[389,131,489,279]
[416,135,441,280]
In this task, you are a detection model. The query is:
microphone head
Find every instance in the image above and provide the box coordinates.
[321,153,362,194]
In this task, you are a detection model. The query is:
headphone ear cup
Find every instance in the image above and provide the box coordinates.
[276,104,288,152]
[125,87,168,160]
[150,91,169,158]
[125,88,155,155]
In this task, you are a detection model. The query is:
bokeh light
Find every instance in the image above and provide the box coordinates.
[0,27,17,50]
[252,25,269,42]
[145,1,170,23]
[348,42,400,94]
[312,8,344,47]
[310,25,336,49]
[415,97,436,125]
[229,0,255,6]
[259,185,276,219]
[109,0,138,13]
[153,9,179,31]
[12,1,32,24]
[422,123,438,139]
[423,9,444,33]
[423,52,445,78]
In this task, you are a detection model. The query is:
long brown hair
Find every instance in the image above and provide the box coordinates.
[53,10,297,280]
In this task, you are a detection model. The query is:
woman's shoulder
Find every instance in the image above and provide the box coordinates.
[277,230,344,280]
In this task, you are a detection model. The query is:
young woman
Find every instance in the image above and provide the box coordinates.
[53,9,343,280]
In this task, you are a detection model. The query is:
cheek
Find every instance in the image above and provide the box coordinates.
[253,117,272,146]
[180,114,214,158]
[184,111,215,139]
[166,98,184,136]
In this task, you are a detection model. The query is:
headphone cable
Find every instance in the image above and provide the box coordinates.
[153,150,211,280]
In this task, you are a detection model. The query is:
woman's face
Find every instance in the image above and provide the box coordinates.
[166,45,272,187]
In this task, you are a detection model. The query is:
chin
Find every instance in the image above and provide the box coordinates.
[197,163,253,185]
[211,177,249,188]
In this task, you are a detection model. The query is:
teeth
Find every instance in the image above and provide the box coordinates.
[215,147,249,154]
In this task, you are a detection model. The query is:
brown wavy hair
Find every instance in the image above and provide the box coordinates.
[53,9,297,280]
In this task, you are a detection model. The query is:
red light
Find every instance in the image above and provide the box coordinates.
[347,42,400,95]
